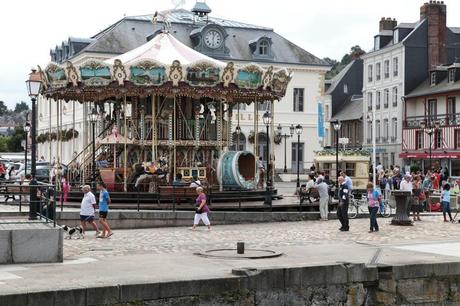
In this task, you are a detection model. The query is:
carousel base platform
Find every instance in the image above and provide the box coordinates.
[66,188,282,206]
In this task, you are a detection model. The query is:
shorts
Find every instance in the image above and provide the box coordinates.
[99,211,108,219]
[80,215,95,222]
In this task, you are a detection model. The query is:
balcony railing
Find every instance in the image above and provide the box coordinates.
[404,114,460,128]
[382,136,388,142]
[390,136,396,143]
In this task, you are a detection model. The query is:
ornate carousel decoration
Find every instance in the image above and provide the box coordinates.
[39,32,292,192]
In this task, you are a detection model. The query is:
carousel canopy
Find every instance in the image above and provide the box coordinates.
[40,31,292,103]
[104,32,225,67]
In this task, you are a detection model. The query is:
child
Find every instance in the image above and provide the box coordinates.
[441,184,453,222]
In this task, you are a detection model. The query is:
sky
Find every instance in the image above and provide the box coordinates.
[1,0,459,109]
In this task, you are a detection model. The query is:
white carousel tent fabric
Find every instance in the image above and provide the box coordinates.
[104,32,225,67]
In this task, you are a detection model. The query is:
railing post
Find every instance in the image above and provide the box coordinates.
[19,182,22,212]
[137,184,140,212]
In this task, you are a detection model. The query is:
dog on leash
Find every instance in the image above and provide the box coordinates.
[62,225,84,239]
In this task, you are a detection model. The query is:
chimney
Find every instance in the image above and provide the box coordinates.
[420,1,447,68]
[379,17,397,31]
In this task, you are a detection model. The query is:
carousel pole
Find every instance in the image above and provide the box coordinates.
[82,103,87,185]
[123,96,128,192]
[151,95,156,162]
[227,103,232,150]
[72,100,75,162]
[173,96,177,183]
[60,100,63,164]
[254,99,259,183]
[217,100,223,191]
[48,99,52,170]
[270,100,275,186]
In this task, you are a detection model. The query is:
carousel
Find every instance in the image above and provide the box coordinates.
[38,30,292,196]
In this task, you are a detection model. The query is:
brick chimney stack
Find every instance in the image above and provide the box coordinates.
[379,17,398,31]
[420,0,447,68]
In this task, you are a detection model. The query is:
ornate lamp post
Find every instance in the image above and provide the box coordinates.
[276,124,294,173]
[332,121,342,193]
[295,124,303,188]
[89,108,99,190]
[25,69,42,220]
[24,121,31,175]
[262,111,272,207]
[420,120,440,172]
[235,125,241,150]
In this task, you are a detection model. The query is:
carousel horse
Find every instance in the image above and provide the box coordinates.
[127,159,169,192]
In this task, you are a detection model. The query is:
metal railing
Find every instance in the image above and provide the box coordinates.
[404,114,460,128]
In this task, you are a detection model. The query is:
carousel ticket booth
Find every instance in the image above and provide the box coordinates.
[39,31,292,197]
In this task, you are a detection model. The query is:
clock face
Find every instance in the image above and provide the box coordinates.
[204,30,223,49]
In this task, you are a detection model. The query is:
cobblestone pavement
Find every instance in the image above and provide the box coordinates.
[64,215,460,259]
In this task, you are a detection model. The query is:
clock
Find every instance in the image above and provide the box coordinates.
[204,29,223,49]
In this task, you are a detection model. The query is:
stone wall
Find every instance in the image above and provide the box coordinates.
[4,262,460,305]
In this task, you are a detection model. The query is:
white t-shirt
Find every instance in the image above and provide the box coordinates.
[400,180,413,192]
[80,192,96,216]
[190,180,201,188]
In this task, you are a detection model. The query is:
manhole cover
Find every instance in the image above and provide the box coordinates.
[195,248,283,259]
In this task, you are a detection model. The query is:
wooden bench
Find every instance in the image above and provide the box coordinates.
[157,186,204,205]
[3,184,30,202]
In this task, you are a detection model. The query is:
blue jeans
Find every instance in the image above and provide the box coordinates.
[368,206,379,231]
[442,201,452,220]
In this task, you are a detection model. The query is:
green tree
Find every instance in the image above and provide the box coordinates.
[324,45,366,80]
[0,101,7,116]
[0,136,9,152]
[14,101,29,113]
[7,126,25,152]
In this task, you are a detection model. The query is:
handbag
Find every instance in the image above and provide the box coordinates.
[196,208,203,214]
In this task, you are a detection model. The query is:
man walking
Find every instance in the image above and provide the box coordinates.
[315,176,329,221]
[80,185,99,238]
[337,176,350,231]
[97,182,113,238]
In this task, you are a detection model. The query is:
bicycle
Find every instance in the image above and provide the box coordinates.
[348,194,392,219]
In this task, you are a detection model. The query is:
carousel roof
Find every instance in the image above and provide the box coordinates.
[40,31,292,103]
[104,32,225,67]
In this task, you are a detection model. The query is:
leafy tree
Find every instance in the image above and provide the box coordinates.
[0,101,7,116]
[14,101,29,113]
[324,45,366,80]
[0,136,9,152]
[7,126,25,152]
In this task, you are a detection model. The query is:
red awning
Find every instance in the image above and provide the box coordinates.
[400,152,460,159]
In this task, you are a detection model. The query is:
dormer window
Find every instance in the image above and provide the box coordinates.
[449,69,456,83]
[430,72,436,86]
[250,36,273,59]
[259,40,269,56]
[343,84,348,94]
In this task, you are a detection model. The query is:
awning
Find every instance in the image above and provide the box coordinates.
[399,152,460,159]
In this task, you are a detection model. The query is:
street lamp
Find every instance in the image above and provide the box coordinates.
[89,108,99,190]
[332,121,342,193]
[235,125,241,150]
[24,121,31,175]
[295,124,303,188]
[25,68,43,220]
[262,111,272,207]
[276,123,293,173]
[420,120,440,172]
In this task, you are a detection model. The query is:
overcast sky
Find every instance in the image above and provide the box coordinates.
[1,0,459,109]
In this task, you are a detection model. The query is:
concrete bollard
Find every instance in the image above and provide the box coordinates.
[237,242,245,254]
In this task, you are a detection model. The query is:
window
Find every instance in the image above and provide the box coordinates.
[231,133,246,151]
[392,87,398,107]
[448,97,456,124]
[367,92,373,111]
[343,84,348,94]
[258,101,269,111]
[367,122,372,143]
[238,103,247,111]
[376,63,381,80]
[376,120,381,140]
[435,129,442,149]
[430,72,436,86]
[383,119,389,140]
[391,118,398,141]
[383,89,389,108]
[376,91,381,109]
[393,57,399,76]
[368,65,373,82]
[393,29,399,44]
[390,152,395,166]
[258,40,269,56]
[455,129,460,149]
[449,69,456,83]
[345,163,355,177]
[293,88,304,112]
[416,131,424,149]
[428,99,437,122]
[384,60,390,78]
